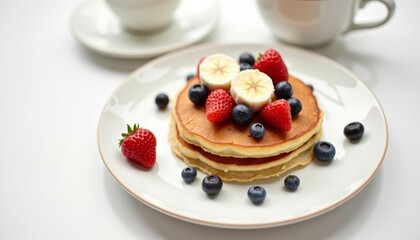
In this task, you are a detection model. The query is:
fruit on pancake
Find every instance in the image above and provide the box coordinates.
[313,141,336,162]
[230,69,274,112]
[239,52,255,71]
[247,186,266,204]
[188,84,209,106]
[344,122,364,140]
[274,81,293,99]
[205,89,235,123]
[231,104,253,126]
[284,175,300,190]
[250,123,265,139]
[202,175,223,195]
[186,73,195,81]
[260,99,292,131]
[306,83,314,92]
[288,97,303,117]
[239,62,252,71]
[119,124,156,168]
[199,54,240,91]
[253,49,288,86]
[239,52,255,66]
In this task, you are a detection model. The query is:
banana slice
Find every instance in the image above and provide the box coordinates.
[199,54,240,91]
[230,69,274,112]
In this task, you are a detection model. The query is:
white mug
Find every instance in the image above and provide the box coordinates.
[257,0,396,48]
[105,0,180,32]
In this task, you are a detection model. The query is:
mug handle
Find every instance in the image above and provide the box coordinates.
[344,0,395,33]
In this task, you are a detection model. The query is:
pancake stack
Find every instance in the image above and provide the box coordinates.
[169,75,323,182]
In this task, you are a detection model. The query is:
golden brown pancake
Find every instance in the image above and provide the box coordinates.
[173,76,323,158]
[169,117,322,172]
[170,119,319,182]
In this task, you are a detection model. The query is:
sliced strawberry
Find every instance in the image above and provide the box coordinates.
[260,99,292,131]
[119,124,156,168]
[253,49,288,86]
[205,89,235,123]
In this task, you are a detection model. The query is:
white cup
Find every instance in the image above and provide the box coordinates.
[105,0,180,32]
[257,0,396,48]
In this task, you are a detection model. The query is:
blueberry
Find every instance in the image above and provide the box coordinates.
[155,93,169,110]
[186,73,196,81]
[247,186,266,204]
[239,52,255,66]
[306,84,314,91]
[239,62,252,71]
[344,122,364,141]
[188,84,209,106]
[250,123,265,139]
[232,104,253,125]
[284,175,300,190]
[275,81,293,99]
[288,97,302,117]
[181,167,197,183]
[313,141,336,162]
[202,175,223,195]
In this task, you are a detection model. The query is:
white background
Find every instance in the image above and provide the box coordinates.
[1,0,419,239]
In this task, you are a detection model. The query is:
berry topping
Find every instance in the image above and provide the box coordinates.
[199,54,240,91]
[247,186,266,204]
[188,84,209,106]
[253,49,288,85]
[284,175,300,191]
[181,167,197,183]
[239,52,255,66]
[231,104,253,126]
[230,69,274,112]
[155,93,169,110]
[186,73,196,81]
[205,89,235,123]
[313,141,336,162]
[274,81,293,99]
[288,97,302,117]
[119,124,156,168]
[344,122,365,141]
[202,175,223,195]
[250,123,265,139]
[306,84,314,91]
[239,62,252,71]
[260,99,292,131]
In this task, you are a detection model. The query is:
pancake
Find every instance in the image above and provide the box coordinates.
[170,121,318,182]
[173,75,323,158]
[169,117,322,172]
[173,147,314,183]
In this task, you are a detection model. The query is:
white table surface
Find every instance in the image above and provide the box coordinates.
[1,0,419,239]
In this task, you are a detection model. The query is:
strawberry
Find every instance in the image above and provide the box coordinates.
[253,49,288,86]
[119,123,156,168]
[260,99,292,131]
[205,89,235,123]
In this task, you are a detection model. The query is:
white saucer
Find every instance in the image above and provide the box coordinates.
[70,0,219,58]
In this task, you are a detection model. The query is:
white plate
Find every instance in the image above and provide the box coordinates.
[97,43,388,228]
[70,0,218,58]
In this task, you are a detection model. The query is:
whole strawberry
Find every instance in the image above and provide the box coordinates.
[253,49,288,86]
[206,89,235,123]
[119,123,156,168]
[260,99,292,131]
